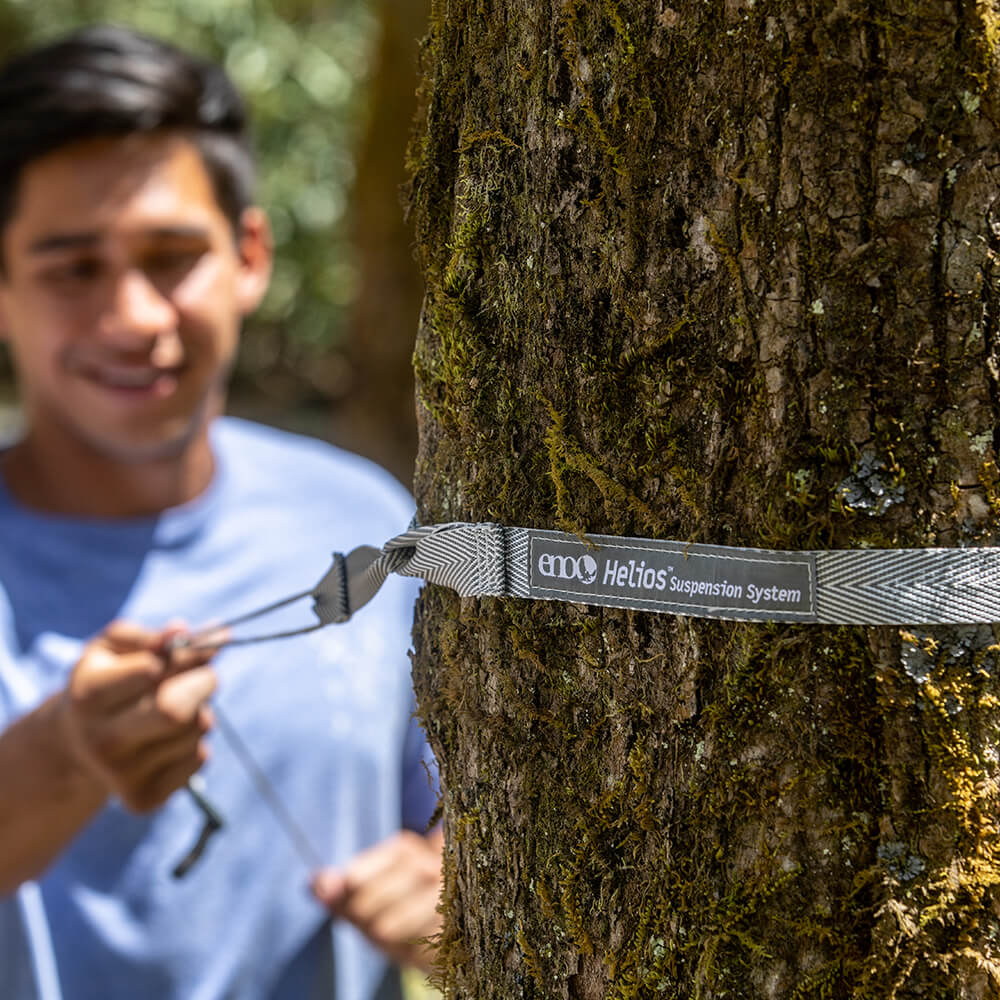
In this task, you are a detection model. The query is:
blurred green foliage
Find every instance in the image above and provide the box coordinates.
[0,0,378,398]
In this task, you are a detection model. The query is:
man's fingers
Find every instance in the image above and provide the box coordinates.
[156,667,217,720]
[311,868,348,909]
[344,831,442,892]
[94,691,212,766]
[367,889,441,952]
[59,620,220,807]
[76,685,214,811]
[99,620,164,654]
[83,666,216,762]
[165,640,218,674]
[119,741,212,813]
[126,666,216,741]
[342,837,400,889]
[338,865,442,971]
[315,831,444,971]
[70,616,217,718]
[113,720,205,789]
[69,648,164,715]
[339,859,424,926]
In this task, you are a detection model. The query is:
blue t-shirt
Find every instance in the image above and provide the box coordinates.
[0,418,437,1000]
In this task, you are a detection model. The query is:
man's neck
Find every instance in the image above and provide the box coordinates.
[0,428,216,518]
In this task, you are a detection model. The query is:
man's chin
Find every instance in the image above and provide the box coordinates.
[72,391,222,466]
[105,437,194,464]
[82,422,206,465]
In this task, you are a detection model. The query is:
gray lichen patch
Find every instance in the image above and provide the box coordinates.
[835,452,905,517]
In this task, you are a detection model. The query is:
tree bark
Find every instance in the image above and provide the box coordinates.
[333,0,430,486]
[409,3,1000,998]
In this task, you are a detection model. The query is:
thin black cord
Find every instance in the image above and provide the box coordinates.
[170,614,328,877]
[207,588,314,629]
[176,588,324,652]
[212,701,325,870]
[186,621,325,652]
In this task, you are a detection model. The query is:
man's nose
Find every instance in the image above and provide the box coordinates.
[100,267,177,346]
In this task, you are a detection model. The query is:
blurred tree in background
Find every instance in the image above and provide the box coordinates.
[331,0,430,484]
[0,0,427,483]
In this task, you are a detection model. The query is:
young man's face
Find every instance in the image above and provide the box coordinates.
[0,132,271,464]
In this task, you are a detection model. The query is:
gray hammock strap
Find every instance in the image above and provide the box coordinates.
[383,522,529,597]
[187,524,1000,641]
[176,525,516,649]
[326,524,1000,627]
[315,522,529,621]
[814,548,1000,625]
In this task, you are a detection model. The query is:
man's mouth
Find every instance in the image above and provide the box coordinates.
[84,365,184,397]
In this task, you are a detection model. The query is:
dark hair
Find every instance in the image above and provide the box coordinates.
[0,24,255,237]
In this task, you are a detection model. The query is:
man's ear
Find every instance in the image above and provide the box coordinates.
[234,207,273,315]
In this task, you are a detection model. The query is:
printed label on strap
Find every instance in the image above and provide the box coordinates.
[527,530,818,622]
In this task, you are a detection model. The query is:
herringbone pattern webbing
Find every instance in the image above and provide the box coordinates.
[814,548,1000,624]
[332,523,1000,626]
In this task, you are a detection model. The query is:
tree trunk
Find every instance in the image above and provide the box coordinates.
[408,3,1000,998]
[333,0,430,486]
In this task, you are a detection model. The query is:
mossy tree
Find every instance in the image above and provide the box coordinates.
[408,2,1000,998]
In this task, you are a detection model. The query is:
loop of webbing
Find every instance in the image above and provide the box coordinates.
[385,522,510,596]
[362,523,1000,627]
[184,522,1000,650]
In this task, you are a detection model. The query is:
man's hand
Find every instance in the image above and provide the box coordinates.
[311,828,444,973]
[58,621,217,812]
[0,620,219,893]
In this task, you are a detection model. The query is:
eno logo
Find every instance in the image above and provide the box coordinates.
[537,552,598,584]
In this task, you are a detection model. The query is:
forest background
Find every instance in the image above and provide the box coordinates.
[0,0,428,486]
[0,2,435,996]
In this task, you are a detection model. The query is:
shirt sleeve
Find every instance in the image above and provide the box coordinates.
[400,692,440,833]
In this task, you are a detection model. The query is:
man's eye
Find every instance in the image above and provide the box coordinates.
[50,259,103,283]
[145,250,201,275]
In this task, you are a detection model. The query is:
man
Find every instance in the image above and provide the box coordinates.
[0,24,442,1000]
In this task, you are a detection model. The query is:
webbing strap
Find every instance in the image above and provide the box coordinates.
[174,525,1000,878]
[322,522,1000,627]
